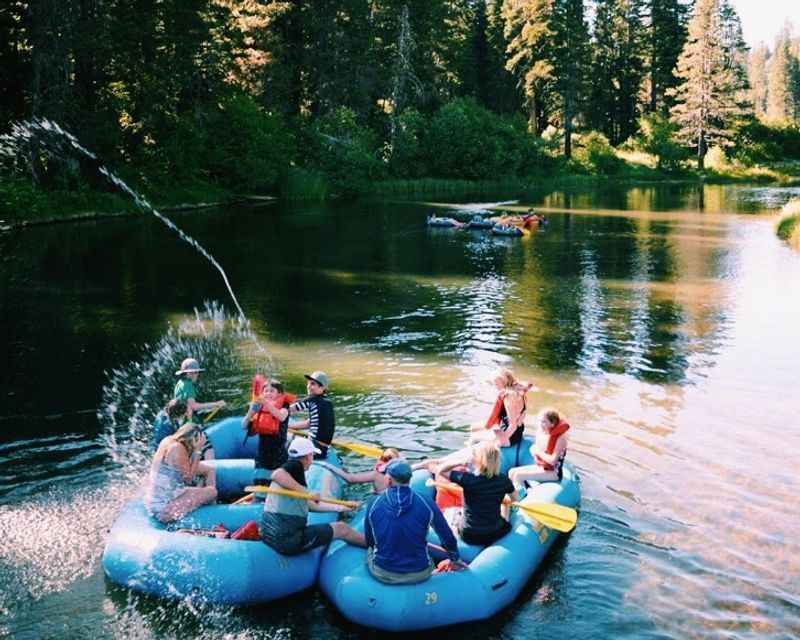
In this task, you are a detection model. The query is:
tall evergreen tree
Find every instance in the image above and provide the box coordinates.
[485,0,522,113]
[503,0,556,135]
[748,43,770,119]
[766,23,800,122]
[551,0,590,156]
[646,0,689,113]
[669,0,748,168]
[588,0,648,145]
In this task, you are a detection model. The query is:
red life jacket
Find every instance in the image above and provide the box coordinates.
[534,421,570,470]
[485,395,505,429]
[250,393,296,436]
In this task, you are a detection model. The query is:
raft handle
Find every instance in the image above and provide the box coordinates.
[491,579,508,591]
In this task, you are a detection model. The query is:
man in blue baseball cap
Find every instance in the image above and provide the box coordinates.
[364,459,462,584]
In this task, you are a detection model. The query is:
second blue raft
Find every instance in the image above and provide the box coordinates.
[319,438,580,631]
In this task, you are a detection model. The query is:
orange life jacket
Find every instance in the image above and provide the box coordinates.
[534,421,570,470]
[435,465,466,510]
[250,393,296,436]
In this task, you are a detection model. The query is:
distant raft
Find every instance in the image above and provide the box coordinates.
[319,438,580,631]
[491,222,525,237]
[466,215,494,229]
[427,214,464,228]
[102,416,344,605]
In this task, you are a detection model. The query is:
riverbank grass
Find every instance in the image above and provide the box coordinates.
[776,198,800,250]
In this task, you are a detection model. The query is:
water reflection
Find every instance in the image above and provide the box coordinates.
[2,183,800,638]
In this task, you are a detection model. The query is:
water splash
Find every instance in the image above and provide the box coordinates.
[0,119,260,345]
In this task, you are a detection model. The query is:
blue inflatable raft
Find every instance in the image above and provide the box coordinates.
[491,223,524,237]
[319,438,580,631]
[427,214,463,228]
[102,416,344,605]
[466,215,494,230]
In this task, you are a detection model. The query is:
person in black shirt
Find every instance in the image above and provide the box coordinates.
[289,371,335,460]
[436,441,520,546]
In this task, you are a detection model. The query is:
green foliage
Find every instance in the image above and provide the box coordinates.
[388,109,429,178]
[636,113,688,171]
[576,131,623,174]
[304,107,385,199]
[730,120,800,165]
[204,95,294,192]
[776,199,800,247]
[424,98,551,179]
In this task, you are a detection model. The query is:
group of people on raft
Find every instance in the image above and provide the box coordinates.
[143,358,570,584]
[428,208,548,231]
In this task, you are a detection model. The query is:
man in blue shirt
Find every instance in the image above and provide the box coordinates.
[364,460,462,584]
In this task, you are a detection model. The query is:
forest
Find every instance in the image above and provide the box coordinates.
[1,0,800,213]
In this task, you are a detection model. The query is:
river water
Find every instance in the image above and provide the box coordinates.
[1,183,799,639]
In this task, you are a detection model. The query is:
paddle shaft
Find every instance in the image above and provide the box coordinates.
[244,484,359,508]
[426,479,577,532]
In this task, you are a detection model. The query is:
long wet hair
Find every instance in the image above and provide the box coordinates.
[152,422,202,467]
[472,440,501,478]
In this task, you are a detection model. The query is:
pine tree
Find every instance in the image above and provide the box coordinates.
[588,0,648,145]
[748,43,770,119]
[551,0,590,156]
[669,0,748,168]
[485,0,522,114]
[503,0,556,135]
[767,29,794,122]
[646,0,689,113]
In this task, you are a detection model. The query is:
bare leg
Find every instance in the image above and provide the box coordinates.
[158,487,217,523]
[509,465,558,490]
[331,521,366,547]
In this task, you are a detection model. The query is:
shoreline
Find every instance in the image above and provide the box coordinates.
[0,196,277,232]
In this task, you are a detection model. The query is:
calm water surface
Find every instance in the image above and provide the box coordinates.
[1,183,799,639]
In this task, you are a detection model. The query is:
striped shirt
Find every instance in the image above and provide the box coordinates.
[290,394,334,458]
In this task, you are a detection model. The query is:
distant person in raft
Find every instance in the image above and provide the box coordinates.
[150,398,189,452]
[144,423,217,523]
[289,371,335,460]
[436,441,520,546]
[242,378,295,490]
[259,437,366,556]
[324,448,401,494]
[508,409,570,491]
[174,357,225,459]
[364,459,463,584]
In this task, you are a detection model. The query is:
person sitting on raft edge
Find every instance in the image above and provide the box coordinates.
[289,371,335,460]
[364,459,462,584]
[174,357,226,462]
[150,398,189,452]
[436,441,520,546]
[144,423,217,523]
[259,437,366,556]
[509,409,570,493]
[470,368,533,466]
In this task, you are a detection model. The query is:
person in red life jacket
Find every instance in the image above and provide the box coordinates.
[289,371,335,460]
[323,448,401,494]
[437,441,521,545]
[242,379,296,493]
[509,409,570,490]
[470,368,533,451]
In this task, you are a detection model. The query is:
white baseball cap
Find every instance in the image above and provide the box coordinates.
[288,437,321,458]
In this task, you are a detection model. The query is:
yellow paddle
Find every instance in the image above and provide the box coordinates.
[288,427,384,458]
[426,479,577,533]
[203,404,222,423]
[244,485,360,509]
